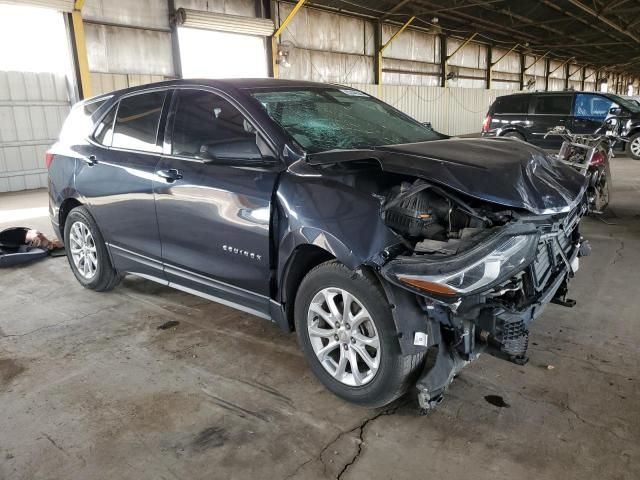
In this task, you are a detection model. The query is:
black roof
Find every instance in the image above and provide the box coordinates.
[87,78,348,103]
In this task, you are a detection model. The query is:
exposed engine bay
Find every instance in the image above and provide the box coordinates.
[378,178,591,413]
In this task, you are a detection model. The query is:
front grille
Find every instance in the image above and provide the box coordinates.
[529,208,580,291]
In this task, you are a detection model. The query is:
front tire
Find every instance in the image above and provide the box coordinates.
[64,206,120,291]
[628,132,640,160]
[294,261,425,407]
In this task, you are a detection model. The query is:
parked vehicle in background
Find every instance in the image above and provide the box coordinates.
[482,91,640,159]
[48,79,590,412]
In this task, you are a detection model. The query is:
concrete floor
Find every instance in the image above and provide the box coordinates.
[1,158,639,480]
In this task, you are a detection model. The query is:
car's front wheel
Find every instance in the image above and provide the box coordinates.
[64,206,121,291]
[628,132,640,160]
[294,261,425,407]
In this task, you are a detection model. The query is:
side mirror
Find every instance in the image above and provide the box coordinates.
[422,122,433,129]
[201,138,264,164]
[609,107,623,116]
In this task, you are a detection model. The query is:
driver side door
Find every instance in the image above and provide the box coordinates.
[154,88,282,318]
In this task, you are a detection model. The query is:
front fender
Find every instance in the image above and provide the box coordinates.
[275,166,400,276]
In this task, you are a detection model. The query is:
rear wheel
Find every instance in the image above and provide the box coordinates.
[294,261,425,407]
[502,131,525,141]
[64,206,120,291]
[628,132,640,160]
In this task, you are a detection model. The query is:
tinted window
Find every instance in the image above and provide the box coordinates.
[250,88,441,153]
[112,91,166,152]
[533,95,572,115]
[94,106,116,146]
[574,93,614,120]
[494,95,529,114]
[171,89,256,158]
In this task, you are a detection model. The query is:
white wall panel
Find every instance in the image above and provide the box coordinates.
[85,23,173,76]
[348,84,498,136]
[0,71,70,192]
[84,0,169,29]
[176,0,256,17]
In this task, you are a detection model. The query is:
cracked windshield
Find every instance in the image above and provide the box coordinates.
[251,88,441,153]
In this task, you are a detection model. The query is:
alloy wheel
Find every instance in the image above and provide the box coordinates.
[631,137,640,158]
[307,287,381,386]
[69,221,98,279]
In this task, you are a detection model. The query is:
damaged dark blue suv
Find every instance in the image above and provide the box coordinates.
[48,79,589,411]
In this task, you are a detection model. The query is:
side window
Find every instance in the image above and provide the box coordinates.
[494,95,529,114]
[112,91,166,152]
[533,95,573,115]
[94,106,116,146]
[574,93,614,120]
[171,89,257,159]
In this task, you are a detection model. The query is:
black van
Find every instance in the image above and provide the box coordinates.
[481,91,640,159]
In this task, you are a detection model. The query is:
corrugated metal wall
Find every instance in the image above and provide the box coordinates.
[348,84,498,136]
[0,71,70,192]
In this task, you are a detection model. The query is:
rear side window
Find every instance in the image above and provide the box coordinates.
[493,95,529,114]
[112,91,166,152]
[533,95,572,115]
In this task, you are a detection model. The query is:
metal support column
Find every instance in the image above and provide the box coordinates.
[374,20,382,85]
[564,63,570,90]
[580,65,586,91]
[485,45,492,89]
[544,57,550,91]
[439,34,447,87]
[168,0,182,79]
[70,0,91,98]
[519,53,525,91]
[271,0,306,79]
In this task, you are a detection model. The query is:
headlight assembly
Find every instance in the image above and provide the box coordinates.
[385,233,539,297]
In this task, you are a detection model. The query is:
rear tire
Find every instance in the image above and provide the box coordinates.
[628,132,640,160]
[64,206,120,292]
[502,131,525,141]
[294,261,425,408]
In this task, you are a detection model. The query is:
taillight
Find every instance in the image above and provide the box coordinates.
[482,114,491,132]
[591,151,605,166]
[45,152,54,169]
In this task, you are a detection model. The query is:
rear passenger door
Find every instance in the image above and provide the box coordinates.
[528,94,574,148]
[80,90,168,279]
[572,93,614,134]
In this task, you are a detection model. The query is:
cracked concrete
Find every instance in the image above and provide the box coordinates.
[1,157,640,480]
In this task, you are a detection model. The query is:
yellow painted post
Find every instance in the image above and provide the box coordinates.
[272,0,306,78]
[72,0,91,98]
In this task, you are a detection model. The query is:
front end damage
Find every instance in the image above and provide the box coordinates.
[307,138,591,413]
[377,181,590,414]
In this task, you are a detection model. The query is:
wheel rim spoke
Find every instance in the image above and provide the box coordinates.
[307,287,380,387]
[348,349,364,386]
[69,221,98,280]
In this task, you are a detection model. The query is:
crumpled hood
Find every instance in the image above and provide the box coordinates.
[308,137,587,214]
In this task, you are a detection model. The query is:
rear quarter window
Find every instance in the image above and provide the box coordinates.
[493,96,529,114]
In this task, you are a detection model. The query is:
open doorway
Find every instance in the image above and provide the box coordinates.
[178,28,268,79]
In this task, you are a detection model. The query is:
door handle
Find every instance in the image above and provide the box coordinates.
[82,155,97,166]
[156,168,183,182]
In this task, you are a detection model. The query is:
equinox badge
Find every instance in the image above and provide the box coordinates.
[222,245,262,261]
